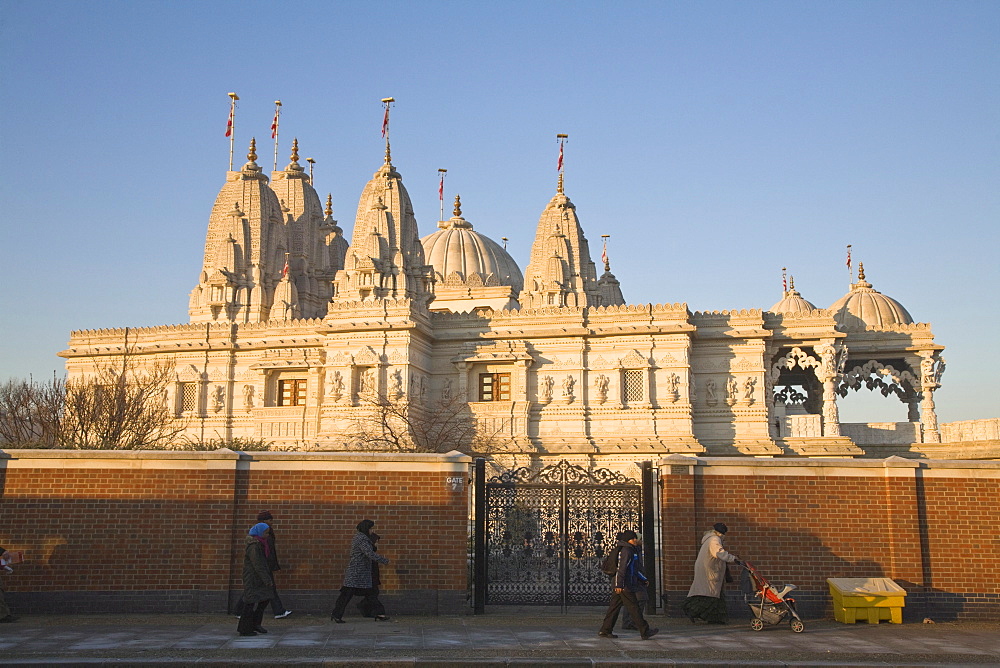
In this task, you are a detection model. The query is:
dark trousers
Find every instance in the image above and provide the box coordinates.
[235,581,285,617]
[357,585,386,618]
[237,599,269,634]
[332,586,382,620]
[599,589,650,637]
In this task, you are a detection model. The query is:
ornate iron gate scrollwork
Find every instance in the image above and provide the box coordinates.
[480,459,641,607]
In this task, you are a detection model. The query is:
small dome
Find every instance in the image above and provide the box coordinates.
[829,263,913,329]
[768,278,817,314]
[421,202,523,294]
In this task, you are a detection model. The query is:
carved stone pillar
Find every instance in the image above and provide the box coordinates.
[816,343,842,438]
[455,362,469,402]
[907,398,920,423]
[920,389,941,443]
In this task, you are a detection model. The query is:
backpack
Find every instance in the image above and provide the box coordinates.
[600,546,621,576]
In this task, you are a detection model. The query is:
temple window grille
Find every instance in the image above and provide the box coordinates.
[278,379,307,407]
[479,373,511,402]
[179,383,198,413]
[623,370,643,404]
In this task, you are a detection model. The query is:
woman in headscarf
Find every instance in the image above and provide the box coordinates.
[237,523,274,636]
[330,519,390,623]
[682,522,741,624]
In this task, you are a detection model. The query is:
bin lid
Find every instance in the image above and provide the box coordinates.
[827,577,907,596]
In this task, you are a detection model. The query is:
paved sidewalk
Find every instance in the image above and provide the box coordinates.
[0,613,998,666]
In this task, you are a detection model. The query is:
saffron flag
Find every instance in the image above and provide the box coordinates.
[557,141,564,172]
[271,108,279,139]
[601,243,608,266]
[846,245,852,269]
[226,104,234,138]
[282,259,289,278]
[438,173,444,201]
[381,106,389,138]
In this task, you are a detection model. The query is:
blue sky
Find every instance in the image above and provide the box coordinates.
[1,1,997,423]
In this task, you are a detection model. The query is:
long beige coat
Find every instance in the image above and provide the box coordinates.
[686,530,737,598]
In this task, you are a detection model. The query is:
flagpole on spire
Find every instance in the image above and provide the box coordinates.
[846,244,853,285]
[782,267,787,293]
[600,234,610,271]
[271,100,282,171]
[306,157,315,183]
[226,92,239,170]
[381,97,394,164]
[556,133,568,193]
[438,169,447,221]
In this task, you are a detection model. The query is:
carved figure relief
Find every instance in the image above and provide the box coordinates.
[743,377,756,405]
[360,368,376,395]
[442,378,453,401]
[328,371,344,402]
[726,377,738,407]
[664,373,679,403]
[594,374,609,404]
[242,384,255,411]
[705,379,717,407]
[540,375,554,403]
[212,385,226,413]
[390,369,404,400]
[562,375,576,403]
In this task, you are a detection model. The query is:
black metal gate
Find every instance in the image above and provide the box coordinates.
[473,459,654,611]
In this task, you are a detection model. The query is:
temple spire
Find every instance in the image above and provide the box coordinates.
[325,193,333,217]
[556,133,568,193]
[381,97,394,165]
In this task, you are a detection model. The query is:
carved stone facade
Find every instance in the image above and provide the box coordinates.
[62,135,950,456]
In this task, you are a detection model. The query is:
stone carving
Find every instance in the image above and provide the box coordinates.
[665,373,679,403]
[390,369,404,400]
[562,375,576,403]
[594,374,609,404]
[540,375,554,404]
[726,377,738,406]
[705,379,717,407]
[212,385,225,413]
[242,384,255,411]
[743,377,756,405]
[442,378,453,401]
[328,371,344,402]
[360,368,376,395]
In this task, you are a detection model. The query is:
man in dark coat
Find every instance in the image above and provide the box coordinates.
[330,519,389,623]
[0,546,17,623]
[598,529,658,640]
[237,523,274,636]
[256,510,292,619]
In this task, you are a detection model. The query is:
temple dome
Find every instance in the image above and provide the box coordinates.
[421,198,523,294]
[829,263,913,329]
[768,278,817,314]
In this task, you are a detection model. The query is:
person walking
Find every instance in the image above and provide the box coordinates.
[683,522,742,624]
[256,510,292,619]
[330,519,389,623]
[237,523,274,636]
[598,529,658,640]
[621,535,648,630]
[0,546,18,623]
[356,530,388,620]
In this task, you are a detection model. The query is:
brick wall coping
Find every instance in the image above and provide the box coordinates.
[0,448,473,473]
[657,454,1000,479]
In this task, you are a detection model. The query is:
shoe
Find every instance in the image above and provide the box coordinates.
[274,610,293,619]
[332,617,345,624]
[375,615,389,622]
[239,631,257,636]
[255,626,267,633]
[598,631,618,638]
[641,628,660,640]
[235,615,242,620]
[0,615,18,623]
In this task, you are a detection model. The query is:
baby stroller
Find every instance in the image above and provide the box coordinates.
[740,561,805,633]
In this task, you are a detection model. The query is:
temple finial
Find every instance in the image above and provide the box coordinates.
[789,276,796,291]
[453,194,462,217]
[325,193,333,217]
[384,141,392,166]
[857,262,865,282]
[247,137,258,162]
[290,138,299,164]
[557,171,564,194]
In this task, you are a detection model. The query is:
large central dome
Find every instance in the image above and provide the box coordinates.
[420,197,524,313]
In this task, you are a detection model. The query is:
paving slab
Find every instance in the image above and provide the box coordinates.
[0,613,997,666]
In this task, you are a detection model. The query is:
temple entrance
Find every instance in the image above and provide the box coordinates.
[472,459,655,612]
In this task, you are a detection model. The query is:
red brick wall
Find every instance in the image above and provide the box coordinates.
[658,458,1000,619]
[0,451,471,614]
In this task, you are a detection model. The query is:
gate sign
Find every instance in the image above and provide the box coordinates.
[445,476,465,491]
